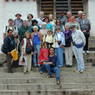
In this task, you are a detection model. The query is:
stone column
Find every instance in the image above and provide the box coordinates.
[88,0,95,36]
[0,0,5,53]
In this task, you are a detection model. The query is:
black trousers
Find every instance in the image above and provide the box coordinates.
[6,54,12,72]
[84,36,89,51]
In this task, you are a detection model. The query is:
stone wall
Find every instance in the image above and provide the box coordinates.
[0,0,38,53]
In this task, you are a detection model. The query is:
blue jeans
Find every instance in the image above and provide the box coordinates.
[73,46,85,71]
[33,44,40,67]
[40,64,60,81]
[55,47,64,67]
[39,64,46,73]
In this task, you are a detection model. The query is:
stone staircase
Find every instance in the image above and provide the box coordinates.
[0,65,95,95]
[84,36,95,64]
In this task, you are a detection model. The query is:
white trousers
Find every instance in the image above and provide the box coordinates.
[65,47,73,66]
[73,46,85,71]
[24,54,32,72]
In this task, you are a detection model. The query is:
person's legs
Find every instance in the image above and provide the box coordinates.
[6,54,13,72]
[84,36,89,51]
[54,67,60,81]
[39,65,46,73]
[33,45,38,67]
[34,44,40,67]
[73,46,80,71]
[24,65,27,73]
[45,64,52,76]
[27,55,32,72]
[77,48,85,71]
[65,47,70,66]
[55,48,64,67]
[68,47,73,66]
[73,46,85,71]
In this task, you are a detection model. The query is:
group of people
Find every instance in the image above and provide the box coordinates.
[2,11,91,85]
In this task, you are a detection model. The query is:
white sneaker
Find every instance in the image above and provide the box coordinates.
[79,70,84,73]
[86,50,89,53]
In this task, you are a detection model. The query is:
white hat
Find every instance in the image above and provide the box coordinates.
[42,22,47,25]
[33,26,38,29]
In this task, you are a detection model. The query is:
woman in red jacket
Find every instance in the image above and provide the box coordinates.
[39,42,49,65]
[39,42,49,73]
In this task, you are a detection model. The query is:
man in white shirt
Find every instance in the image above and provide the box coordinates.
[70,25,86,73]
[37,11,45,27]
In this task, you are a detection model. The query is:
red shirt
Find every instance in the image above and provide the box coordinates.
[38,48,49,64]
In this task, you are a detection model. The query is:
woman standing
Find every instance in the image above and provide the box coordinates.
[53,27,65,67]
[31,26,42,67]
[22,32,33,73]
[64,25,72,67]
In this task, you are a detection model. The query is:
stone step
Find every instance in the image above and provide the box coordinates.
[0,83,94,90]
[0,76,95,84]
[0,89,94,95]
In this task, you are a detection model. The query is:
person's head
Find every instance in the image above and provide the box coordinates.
[33,26,38,32]
[25,32,31,39]
[65,24,70,31]
[32,19,38,26]
[42,42,47,48]
[23,20,28,27]
[70,25,76,32]
[56,19,61,25]
[49,47,55,55]
[7,29,13,36]
[15,13,22,19]
[82,13,87,19]
[60,12,65,16]
[27,14,33,20]
[44,17,50,23]
[49,14,54,21]
[47,30,52,35]
[39,11,44,18]
[69,16,76,22]
[78,11,83,18]
[8,19,14,26]
[41,22,47,29]
[67,11,72,18]
[56,27,61,32]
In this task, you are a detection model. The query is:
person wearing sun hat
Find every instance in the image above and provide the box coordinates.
[15,13,22,17]
[14,13,23,30]
[39,22,47,36]
[31,26,43,67]
[70,25,86,73]
[29,19,41,33]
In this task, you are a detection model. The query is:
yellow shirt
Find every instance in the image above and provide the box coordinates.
[43,35,53,43]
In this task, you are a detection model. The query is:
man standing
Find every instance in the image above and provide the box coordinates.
[58,13,67,26]
[76,11,83,24]
[14,13,23,30]
[70,25,86,73]
[80,13,91,52]
[37,11,45,27]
